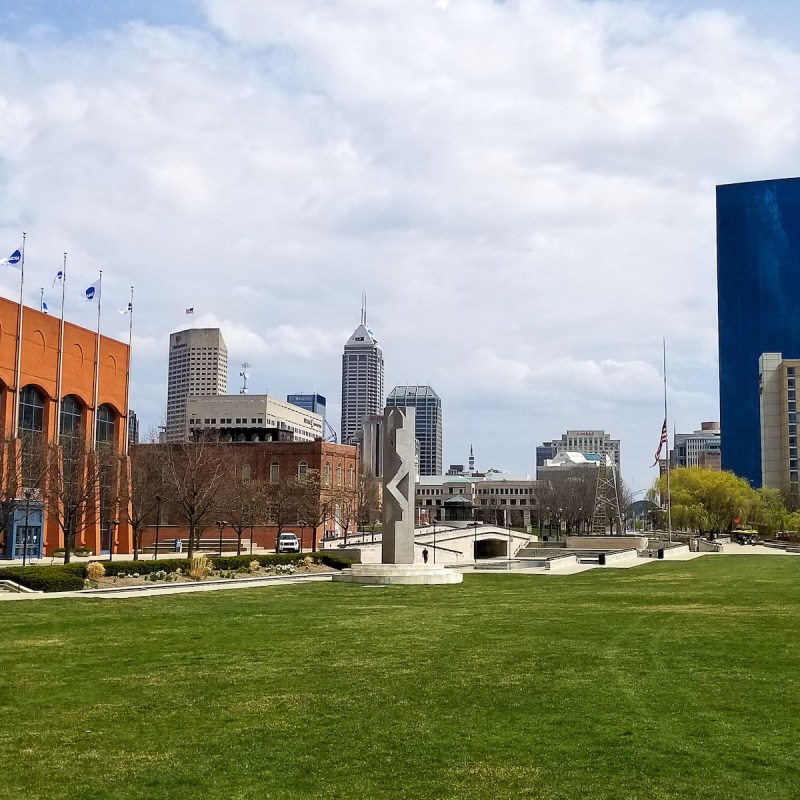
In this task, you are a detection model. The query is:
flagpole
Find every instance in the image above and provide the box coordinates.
[55,254,67,441]
[92,270,102,449]
[663,338,673,544]
[40,287,44,313]
[123,286,134,455]
[12,232,26,439]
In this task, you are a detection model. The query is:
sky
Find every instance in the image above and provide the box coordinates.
[1,0,799,492]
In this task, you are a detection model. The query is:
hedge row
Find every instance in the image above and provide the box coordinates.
[0,566,85,593]
[0,552,354,592]
[95,552,353,577]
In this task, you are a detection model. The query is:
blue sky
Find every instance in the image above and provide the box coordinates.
[1,0,799,486]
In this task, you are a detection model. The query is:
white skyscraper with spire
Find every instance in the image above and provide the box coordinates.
[341,297,384,445]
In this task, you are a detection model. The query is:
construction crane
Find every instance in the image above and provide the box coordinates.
[591,456,625,534]
[324,419,338,443]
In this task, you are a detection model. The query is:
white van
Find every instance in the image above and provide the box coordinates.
[277,532,300,553]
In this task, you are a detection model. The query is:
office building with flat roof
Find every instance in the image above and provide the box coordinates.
[166,328,227,442]
[717,177,800,485]
[386,385,443,476]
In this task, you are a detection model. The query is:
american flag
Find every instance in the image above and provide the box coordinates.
[652,418,668,467]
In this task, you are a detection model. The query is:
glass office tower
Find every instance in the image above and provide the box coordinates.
[717,177,800,486]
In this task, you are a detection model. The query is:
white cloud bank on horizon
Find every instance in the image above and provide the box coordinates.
[0,0,796,480]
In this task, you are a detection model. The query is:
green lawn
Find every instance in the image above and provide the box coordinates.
[2,557,799,799]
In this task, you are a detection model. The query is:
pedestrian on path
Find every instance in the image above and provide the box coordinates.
[422,548,429,564]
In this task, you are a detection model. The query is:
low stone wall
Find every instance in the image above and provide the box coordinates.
[565,536,648,550]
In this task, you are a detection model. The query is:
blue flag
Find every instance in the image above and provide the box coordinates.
[0,249,22,270]
[52,270,64,287]
[42,300,49,315]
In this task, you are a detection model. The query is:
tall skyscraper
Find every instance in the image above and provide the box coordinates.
[166,328,228,441]
[717,177,800,485]
[386,385,443,476]
[340,306,384,445]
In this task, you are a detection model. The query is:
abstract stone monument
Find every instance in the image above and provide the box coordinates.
[332,406,462,585]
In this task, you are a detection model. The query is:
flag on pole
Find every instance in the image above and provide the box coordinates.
[52,269,64,287]
[42,300,49,315]
[81,279,101,302]
[652,418,668,467]
[0,249,22,269]
[185,307,194,315]
[119,302,132,315]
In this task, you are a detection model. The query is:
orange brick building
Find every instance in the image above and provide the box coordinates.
[0,295,131,557]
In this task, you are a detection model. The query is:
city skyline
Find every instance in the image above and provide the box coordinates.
[3,1,800,485]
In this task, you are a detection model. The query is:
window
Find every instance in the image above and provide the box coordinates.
[337,464,342,485]
[270,462,280,483]
[19,385,45,434]
[60,395,82,441]
[298,461,308,477]
[96,405,116,445]
[349,466,355,487]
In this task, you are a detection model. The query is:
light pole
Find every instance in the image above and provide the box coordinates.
[153,495,162,561]
[108,518,119,562]
[216,520,227,557]
[508,520,512,560]
[432,517,437,564]
[21,489,32,567]
[472,516,479,560]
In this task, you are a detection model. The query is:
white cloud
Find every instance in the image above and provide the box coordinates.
[0,1,797,476]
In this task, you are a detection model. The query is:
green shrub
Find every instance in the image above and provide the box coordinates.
[100,558,189,577]
[211,553,305,571]
[313,553,354,571]
[0,566,85,592]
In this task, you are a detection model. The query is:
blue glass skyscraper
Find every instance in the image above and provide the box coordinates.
[717,177,800,486]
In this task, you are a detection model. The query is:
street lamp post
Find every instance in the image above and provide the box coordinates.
[216,520,227,557]
[153,495,162,561]
[21,489,32,567]
[472,516,479,560]
[108,519,119,562]
[432,518,437,564]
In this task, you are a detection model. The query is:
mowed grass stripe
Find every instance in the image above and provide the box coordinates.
[1,556,799,799]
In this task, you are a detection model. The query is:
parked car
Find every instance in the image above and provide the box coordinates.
[277,532,300,553]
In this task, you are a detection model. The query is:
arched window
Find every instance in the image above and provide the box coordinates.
[19,386,45,434]
[241,464,251,482]
[19,386,45,489]
[337,464,342,485]
[270,462,280,483]
[298,460,308,477]
[349,466,355,487]
[324,462,331,485]
[60,395,82,441]
[95,404,116,446]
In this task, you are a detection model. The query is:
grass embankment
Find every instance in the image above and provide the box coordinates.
[1,557,799,799]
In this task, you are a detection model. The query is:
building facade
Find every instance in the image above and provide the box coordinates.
[187,394,323,442]
[340,314,384,445]
[166,328,227,442]
[0,296,130,558]
[538,430,620,474]
[386,385,443,476]
[717,177,800,486]
[759,353,800,500]
[672,422,721,469]
[287,393,327,430]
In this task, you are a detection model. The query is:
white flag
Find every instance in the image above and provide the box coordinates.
[52,269,64,287]
[81,279,101,302]
[0,249,22,270]
[185,307,194,315]
[119,302,132,315]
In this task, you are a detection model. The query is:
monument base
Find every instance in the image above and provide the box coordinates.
[332,563,463,585]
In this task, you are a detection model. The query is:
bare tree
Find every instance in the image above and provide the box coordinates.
[160,436,227,558]
[217,452,262,556]
[120,438,166,560]
[265,475,302,552]
[355,468,381,533]
[537,469,596,534]
[296,470,334,552]
[43,436,104,564]
[332,484,358,545]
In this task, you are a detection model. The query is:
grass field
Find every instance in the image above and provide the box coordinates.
[2,556,799,799]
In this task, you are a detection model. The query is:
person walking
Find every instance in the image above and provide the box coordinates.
[422,547,429,564]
